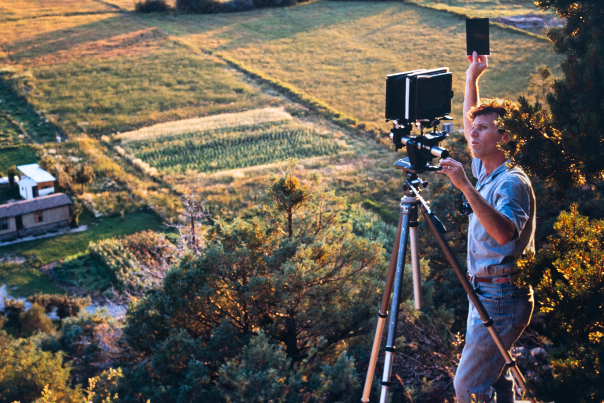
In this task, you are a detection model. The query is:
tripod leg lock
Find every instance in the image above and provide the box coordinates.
[378,311,388,319]
[381,381,392,387]
[385,346,396,353]
[505,360,517,368]
[482,318,494,327]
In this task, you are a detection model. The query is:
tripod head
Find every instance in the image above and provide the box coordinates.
[389,117,452,174]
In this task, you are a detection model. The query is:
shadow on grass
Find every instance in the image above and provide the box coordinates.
[6,14,167,65]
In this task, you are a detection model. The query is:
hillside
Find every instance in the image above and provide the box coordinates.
[0,0,571,401]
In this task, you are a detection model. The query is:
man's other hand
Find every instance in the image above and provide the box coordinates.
[466,51,488,81]
[438,158,471,191]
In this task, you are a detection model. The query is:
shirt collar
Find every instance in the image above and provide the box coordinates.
[477,160,509,190]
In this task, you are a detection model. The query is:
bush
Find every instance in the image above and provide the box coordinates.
[53,231,177,296]
[19,303,53,337]
[0,333,82,403]
[252,0,296,8]
[41,310,126,385]
[176,0,223,13]
[135,0,171,12]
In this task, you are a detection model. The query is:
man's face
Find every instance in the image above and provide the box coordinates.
[468,112,508,160]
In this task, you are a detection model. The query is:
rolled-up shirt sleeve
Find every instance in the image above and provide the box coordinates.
[493,177,531,241]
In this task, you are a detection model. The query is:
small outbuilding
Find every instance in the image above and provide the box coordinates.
[17,163,55,200]
[0,193,72,241]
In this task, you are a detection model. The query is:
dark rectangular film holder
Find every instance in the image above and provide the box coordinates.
[466,18,490,56]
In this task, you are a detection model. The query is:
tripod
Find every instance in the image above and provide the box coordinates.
[361,159,536,403]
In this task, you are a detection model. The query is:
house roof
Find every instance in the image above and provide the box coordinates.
[17,164,55,183]
[0,193,71,219]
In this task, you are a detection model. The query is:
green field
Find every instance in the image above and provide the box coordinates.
[0,211,166,267]
[406,0,551,19]
[122,120,344,174]
[144,1,562,132]
[0,263,65,298]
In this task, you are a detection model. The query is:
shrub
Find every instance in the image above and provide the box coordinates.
[176,0,223,13]
[41,310,125,385]
[0,333,82,402]
[53,231,177,296]
[19,303,53,337]
[135,0,171,12]
[252,0,296,9]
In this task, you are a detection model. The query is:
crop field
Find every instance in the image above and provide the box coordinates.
[118,108,344,174]
[146,1,562,132]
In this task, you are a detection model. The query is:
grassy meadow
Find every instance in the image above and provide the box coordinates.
[406,0,552,19]
[144,1,562,132]
[0,0,563,256]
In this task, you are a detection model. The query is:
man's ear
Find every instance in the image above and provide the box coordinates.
[500,130,510,143]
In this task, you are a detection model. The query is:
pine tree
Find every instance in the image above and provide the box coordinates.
[498,2,604,400]
[121,161,387,402]
[501,0,604,186]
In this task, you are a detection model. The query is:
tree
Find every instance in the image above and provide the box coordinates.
[75,164,95,192]
[2,298,25,337]
[499,2,604,400]
[502,0,604,187]
[41,310,126,385]
[70,199,83,227]
[121,162,387,402]
[517,206,604,402]
[27,293,90,329]
[181,194,210,256]
[19,303,53,337]
[0,332,82,403]
[6,165,17,188]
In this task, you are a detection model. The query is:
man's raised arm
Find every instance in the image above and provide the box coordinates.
[464,51,488,143]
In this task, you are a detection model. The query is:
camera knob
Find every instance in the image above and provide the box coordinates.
[389,132,394,140]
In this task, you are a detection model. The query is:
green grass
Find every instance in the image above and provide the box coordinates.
[0,211,167,266]
[0,146,38,174]
[29,39,277,136]
[0,263,66,298]
[123,121,344,174]
[0,79,59,145]
[406,0,550,19]
[145,1,562,132]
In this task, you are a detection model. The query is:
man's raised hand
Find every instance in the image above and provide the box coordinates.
[466,51,488,80]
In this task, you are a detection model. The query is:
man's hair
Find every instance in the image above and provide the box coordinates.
[468,98,513,122]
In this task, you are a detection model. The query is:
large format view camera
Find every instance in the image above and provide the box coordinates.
[385,68,454,173]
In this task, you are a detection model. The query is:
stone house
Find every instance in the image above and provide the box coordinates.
[17,163,55,200]
[0,193,71,241]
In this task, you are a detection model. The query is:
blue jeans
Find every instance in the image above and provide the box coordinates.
[454,280,534,403]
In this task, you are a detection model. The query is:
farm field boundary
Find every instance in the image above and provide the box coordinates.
[405,0,549,40]
[166,36,360,130]
[116,107,293,143]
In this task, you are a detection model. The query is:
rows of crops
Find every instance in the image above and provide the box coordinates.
[122,121,343,174]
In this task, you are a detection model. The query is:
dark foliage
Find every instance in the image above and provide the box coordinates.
[135,0,171,12]
[0,332,82,402]
[501,0,604,187]
[252,0,296,9]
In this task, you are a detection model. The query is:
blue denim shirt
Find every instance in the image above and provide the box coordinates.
[467,158,536,277]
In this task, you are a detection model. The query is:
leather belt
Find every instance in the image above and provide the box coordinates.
[467,272,521,284]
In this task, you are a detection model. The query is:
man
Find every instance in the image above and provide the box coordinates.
[438,52,536,402]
